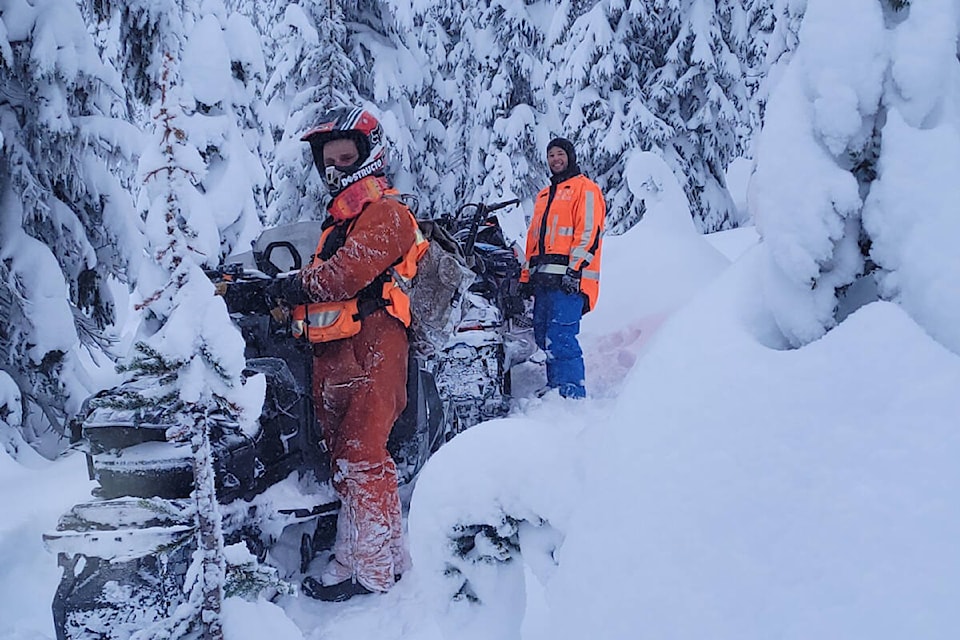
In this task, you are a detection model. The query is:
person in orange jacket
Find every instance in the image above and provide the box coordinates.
[273,107,422,601]
[518,137,606,399]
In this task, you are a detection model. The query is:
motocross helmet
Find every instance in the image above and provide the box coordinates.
[301,107,388,198]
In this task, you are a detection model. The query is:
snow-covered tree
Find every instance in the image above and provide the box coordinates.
[120,48,256,638]
[652,0,750,232]
[746,0,807,133]
[79,0,200,124]
[470,1,553,205]
[392,0,553,217]
[749,0,959,354]
[749,0,884,347]
[418,0,552,207]
[223,0,286,50]
[375,1,452,211]
[180,6,266,260]
[342,1,429,200]
[387,0,479,216]
[764,0,808,73]
[0,0,140,458]
[264,0,360,225]
[553,0,675,234]
[722,0,773,136]
[553,0,750,234]
[861,0,960,355]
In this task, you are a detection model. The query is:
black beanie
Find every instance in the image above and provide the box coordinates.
[546,137,581,183]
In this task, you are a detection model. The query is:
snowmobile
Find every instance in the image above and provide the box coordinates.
[430,198,536,433]
[42,198,535,640]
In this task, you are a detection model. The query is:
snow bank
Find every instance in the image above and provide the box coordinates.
[0,452,95,640]
[222,597,302,640]
[545,250,960,639]
[408,417,583,640]
[579,187,730,396]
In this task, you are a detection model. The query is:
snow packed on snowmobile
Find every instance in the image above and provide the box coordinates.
[42,198,535,640]
[428,198,537,434]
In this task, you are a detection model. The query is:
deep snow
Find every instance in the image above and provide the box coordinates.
[4,0,960,637]
[4,209,959,640]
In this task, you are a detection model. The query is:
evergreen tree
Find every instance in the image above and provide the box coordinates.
[471,1,552,205]
[223,0,286,51]
[377,0,454,212]
[553,0,751,233]
[749,0,877,347]
[861,0,959,354]
[343,0,429,199]
[0,0,140,458]
[395,0,552,216]
[264,0,359,225]
[748,0,806,133]
[224,8,273,183]
[80,0,200,124]
[723,0,774,138]
[180,5,266,260]
[765,0,807,71]
[391,0,479,216]
[554,0,675,234]
[123,48,253,639]
[652,0,750,232]
[749,0,958,352]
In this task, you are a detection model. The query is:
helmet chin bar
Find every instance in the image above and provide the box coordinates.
[324,154,387,197]
[325,163,360,192]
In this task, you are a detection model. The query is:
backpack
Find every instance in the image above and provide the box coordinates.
[391,215,476,357]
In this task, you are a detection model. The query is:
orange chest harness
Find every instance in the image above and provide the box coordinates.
[291,192,427,344]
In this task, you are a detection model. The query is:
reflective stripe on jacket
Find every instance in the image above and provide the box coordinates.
[521,174,606,312]
[293,196,426,343]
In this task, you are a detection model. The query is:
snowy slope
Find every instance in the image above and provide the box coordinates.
[6,186,957,640]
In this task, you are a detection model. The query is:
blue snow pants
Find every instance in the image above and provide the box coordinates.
[532,286,586,399]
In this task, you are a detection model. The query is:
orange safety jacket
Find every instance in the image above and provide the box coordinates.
[292,196,428,343]
[521,174,606,312]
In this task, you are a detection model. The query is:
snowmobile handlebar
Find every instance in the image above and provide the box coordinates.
[204,262,246,280]
[481,198,521,214]
[206,264,294,317]
[455,198,520,260]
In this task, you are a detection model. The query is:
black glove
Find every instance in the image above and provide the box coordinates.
[517,281,535,300]
[560,268,581,295]
[266,274,310,307]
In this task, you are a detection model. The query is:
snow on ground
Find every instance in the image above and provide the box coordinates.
[401,217,960,639]
[2,203,958,640]
[704,225,760,262]
[0,449,94,640]
[540,251,960,640]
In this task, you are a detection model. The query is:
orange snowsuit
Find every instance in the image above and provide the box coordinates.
[295,191,419,592]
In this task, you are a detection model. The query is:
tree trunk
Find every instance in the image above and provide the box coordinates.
[191,410,225,640]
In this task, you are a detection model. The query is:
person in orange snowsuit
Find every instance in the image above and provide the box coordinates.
[274,107,422,601]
